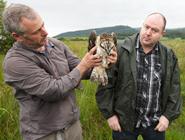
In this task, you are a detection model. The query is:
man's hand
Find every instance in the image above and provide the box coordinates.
[107,115,121,132]
[76,47,102,77]
[155,115,169,132]
[107,48,117,67]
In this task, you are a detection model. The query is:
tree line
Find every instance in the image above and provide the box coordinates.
[0,0,14,55]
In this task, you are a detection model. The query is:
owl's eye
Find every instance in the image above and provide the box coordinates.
[100,42,105,49]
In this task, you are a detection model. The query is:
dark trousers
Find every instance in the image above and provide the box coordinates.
[112,125,165,140]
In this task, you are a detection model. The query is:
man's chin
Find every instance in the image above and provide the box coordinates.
[41,38,48,46]
[143,39,152,44]
[142,41,154,47]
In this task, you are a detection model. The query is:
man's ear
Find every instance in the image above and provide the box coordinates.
[162,30,166,36]
[12,32,23,41]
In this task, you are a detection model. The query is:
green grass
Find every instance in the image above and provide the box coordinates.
[0,38,185,140]
[0,55,21,140]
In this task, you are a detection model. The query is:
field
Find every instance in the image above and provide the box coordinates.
[0,38,185,140]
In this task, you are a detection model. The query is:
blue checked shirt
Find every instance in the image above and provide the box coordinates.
[135,37,162,128]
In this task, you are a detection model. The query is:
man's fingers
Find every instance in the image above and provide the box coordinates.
[113,123,121,132]
[155,123,160,130]
[117,123,122,132]
[107,115,122,132]
[155,116,169,132]
[158,125,165,132]
[155,123,166,132]
[110,124,119,131]
[89,46,97,54]
[110,50,117,55]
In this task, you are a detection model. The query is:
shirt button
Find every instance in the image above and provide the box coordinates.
[143,74,147,81]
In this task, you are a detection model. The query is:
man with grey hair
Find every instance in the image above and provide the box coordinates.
[2,3,117,140]
[96,13,181,140]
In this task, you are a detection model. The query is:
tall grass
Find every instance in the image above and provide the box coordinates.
[162,38,185,96]
[161,38,185,139]
[0,38,185,140]
[0,55,21,140]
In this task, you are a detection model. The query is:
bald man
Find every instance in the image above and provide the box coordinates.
[96,13,182,140]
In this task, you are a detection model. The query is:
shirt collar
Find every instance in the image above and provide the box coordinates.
[16,38,55,54]
[136,35,159,52]
[47,40,55,48]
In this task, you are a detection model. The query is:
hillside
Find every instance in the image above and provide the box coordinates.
[55,25,138,39]
[55,25,185,39]
[165,28,185,39]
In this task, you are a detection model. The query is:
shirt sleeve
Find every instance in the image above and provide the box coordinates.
[3,55,81,102]
[163,51,182,122]
[61,41,91,79]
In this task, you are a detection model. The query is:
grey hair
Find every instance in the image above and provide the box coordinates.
[2,3,38,35]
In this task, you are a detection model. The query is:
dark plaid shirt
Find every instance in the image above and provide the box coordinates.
[135,38,162,128]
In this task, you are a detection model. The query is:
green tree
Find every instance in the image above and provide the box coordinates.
[0,0,14,54]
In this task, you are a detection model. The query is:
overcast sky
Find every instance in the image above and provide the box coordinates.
[6,0,185,37]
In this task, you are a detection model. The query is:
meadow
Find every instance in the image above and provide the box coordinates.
[0,38,185,140]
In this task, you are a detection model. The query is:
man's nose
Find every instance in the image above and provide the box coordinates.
[146,28,152,35]
[41,26,48,36]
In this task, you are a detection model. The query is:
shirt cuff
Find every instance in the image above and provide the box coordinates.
[68,68,81,87]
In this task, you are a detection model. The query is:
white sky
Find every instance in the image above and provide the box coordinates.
[6,0,185,37]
